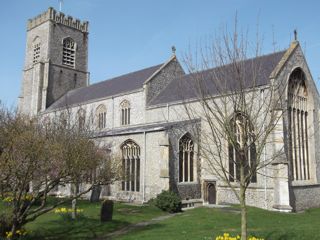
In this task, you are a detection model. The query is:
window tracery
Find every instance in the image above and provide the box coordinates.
[120,100,130,126]
[228,112,257,183]
[288,68,310,181]
[179,133,195,182]
[121,140,140,192]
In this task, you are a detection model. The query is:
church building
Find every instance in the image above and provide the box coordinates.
[18,8,320,212]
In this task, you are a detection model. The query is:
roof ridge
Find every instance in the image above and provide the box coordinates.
[149,50,287,106]
[89,63,163,88]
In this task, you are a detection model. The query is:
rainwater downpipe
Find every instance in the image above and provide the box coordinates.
[262,89,267,209]
[112,97,114,128]
[143,131,147,202]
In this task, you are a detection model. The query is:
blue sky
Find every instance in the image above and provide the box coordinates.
[1,0,320,107]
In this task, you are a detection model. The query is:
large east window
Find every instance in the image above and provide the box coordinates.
[288,68,310,181]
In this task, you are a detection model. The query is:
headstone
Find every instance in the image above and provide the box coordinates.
[90,185,101,202]
[100,200,113,222]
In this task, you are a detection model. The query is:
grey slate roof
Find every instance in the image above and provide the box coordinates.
[149,50,286,106]
[93,119,200,138]
[48,63,163,110]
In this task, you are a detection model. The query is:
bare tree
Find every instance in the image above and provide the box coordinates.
[0,105,122,238]
[179,23,286,239]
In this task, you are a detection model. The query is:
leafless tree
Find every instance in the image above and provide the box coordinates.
[179,23,286,239]
[0,105,122,238]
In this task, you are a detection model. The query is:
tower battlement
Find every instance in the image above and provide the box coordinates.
[27,7,89,33]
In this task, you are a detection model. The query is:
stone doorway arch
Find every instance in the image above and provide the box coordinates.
[204,181,216,204]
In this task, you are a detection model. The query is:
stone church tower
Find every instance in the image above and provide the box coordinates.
[18,7,89,115]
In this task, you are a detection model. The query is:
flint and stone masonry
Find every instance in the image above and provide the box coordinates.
[18,8,320,212]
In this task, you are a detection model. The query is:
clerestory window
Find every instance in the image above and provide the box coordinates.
[96,104,107,129]
[120,100,130,126]
[77,109,86,131]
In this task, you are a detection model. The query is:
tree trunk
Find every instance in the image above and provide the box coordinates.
[239,150,247,240]
[240,185,247,240]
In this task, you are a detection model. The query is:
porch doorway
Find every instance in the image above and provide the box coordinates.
[205,182,216,204]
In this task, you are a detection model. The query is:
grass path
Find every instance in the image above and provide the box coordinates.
[97,214,176,240]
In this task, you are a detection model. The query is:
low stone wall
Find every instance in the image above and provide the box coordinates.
[217,186,275,210]
[292,184,320,211]
[177,183,201,200]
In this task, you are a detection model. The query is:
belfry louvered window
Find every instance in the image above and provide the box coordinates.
[33,37,41,63]
[121,140,140,192]
[62,38,76,67]
[288,68,310,181]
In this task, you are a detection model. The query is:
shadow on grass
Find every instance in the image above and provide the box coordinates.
[101,222,165,240]
[263,231,296,240]
[28,215,130,240]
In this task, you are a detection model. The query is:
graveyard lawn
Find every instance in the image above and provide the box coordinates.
[116,206,320,240]
[2,199,320,239]
[24,200,166,239]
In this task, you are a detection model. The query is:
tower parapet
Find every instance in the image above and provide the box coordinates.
[27,7,89,33]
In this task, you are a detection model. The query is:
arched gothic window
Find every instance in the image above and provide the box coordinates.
[121,140,140,192]
[96,104,107,129]
[228,112,257,183]
[120,100,130,126]
[179,133,195,182]
[62,38,76,67]
[288,68,310,181]
[77,109,86,131]
[33,37,41,64]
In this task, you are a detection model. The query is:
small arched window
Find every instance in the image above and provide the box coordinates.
[288,68,310,181]
[120,100,131,126]
[228,112,257,183]
[121,140,140,192]
[33,37,41,64]
[59,112,67,129]
[62,38,76,67]
[96,104,107,129]
[179,133,195,182]
[77,109,86,131]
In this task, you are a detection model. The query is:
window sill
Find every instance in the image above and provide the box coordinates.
[178,182,198,185]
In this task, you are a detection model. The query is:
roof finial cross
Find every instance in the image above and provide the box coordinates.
[171,45,176,55]
[294,29,298,41]
[58,0,63,12]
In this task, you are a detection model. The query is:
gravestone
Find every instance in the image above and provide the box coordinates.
[100,200,113,222]
[90,185,101,202]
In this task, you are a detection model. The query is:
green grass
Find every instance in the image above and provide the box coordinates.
[2,199,320,240]
[117,206,320,240]
[24,200,166,239]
